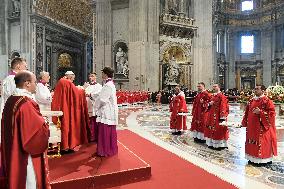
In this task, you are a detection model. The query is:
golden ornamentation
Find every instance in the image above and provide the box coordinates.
[245,165,263,177]
[162,46,187,63]
[212,158,226,165]
[58,53,72,68]
[56,117,61,129]
[48,142,61,158]
[34,0,94,35]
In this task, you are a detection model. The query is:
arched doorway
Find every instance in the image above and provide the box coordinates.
[57,52,73,80]
[240,68,257,90]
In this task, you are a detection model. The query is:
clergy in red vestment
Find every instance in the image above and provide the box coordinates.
[1,71,50,189]
[241,85,277,165]
[169,86,188,135]
[0,58,28,177]
[204,84,229,150]
[190,82,211,143]
[52,71,89,153]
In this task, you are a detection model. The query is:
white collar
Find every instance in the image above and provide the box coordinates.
[213,91,221,95]
[177,91,185,98]
[13,88,35,100]
[253,94,265,100]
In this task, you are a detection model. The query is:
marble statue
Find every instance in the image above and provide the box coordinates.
[12,0,21,12]
[115,47,128,76]
[122,60,129,78]
[168,0,179,14]
[164,56,179,85]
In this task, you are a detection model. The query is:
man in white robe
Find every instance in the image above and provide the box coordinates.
[0,57,28,140]
[94,67,118,156]
[35,71,52,111]
[85,72,102,142]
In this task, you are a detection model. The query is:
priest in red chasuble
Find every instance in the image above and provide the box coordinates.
[51,71,89,153]
[241,85,277,165]
[190,82,211,143]
[1,71,50,189]
[204,84,229,150]
[169,86,188,135]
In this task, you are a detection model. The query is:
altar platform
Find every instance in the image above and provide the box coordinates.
[49,141,151,189]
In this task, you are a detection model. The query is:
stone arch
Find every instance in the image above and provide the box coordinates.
[160,41,193,90]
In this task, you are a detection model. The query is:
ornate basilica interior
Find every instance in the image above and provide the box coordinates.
[0,0,284,91]
[1,1,284,189]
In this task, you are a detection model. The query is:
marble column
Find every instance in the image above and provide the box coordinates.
[261,29,272,86]
[0,0,9,79]
[227,30,236,89]
[128,0,159,91]
[180,0,184,13]
[20,0,31,66]
[236,67,241,90]
[193,0,214,89]
[165,0,169,13]
[95,0,112,84]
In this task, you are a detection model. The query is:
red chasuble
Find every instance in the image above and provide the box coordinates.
[241,96,277,159]
[204,92,229,141]
[169,94,188,130]
[1,96,50,189]
[190,90,211,136]
[51,78,89,150]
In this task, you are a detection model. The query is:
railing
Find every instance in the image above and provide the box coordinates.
[160,13,196,29]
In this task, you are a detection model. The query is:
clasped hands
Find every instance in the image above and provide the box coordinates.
[252,107,260,114]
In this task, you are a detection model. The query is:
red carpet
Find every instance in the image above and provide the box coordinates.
[1,130,237,189]
[112,130,237,189]
[49,142,151,189]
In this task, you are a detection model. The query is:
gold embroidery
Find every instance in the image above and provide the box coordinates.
[11,97,25,136]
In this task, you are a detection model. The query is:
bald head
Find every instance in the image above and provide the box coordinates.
[14,71,37,93]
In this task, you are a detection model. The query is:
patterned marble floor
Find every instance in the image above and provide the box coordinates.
[118,103,284,189]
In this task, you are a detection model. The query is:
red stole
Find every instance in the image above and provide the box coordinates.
[191,91,211,132]
[1,96,50,189]
[242,96,277,158]
[204,92,229,140]
[169,95,188,130]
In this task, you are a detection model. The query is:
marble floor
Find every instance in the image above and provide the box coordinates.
[118,103,284,189]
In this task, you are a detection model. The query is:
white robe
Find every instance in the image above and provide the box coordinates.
[85,83,102,117]
[94,80,118,125]
[0,74,16,141]
[35,83,52,111]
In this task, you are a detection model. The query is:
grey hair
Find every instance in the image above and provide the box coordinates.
[38,71,49,80]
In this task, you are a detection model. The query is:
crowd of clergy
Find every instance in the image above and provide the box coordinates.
[0,57,279,189]
[0,58,119,189]
[169,82,277,166]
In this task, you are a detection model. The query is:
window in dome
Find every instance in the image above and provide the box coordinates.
[241,35,254,54]
[242,0,253,11]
